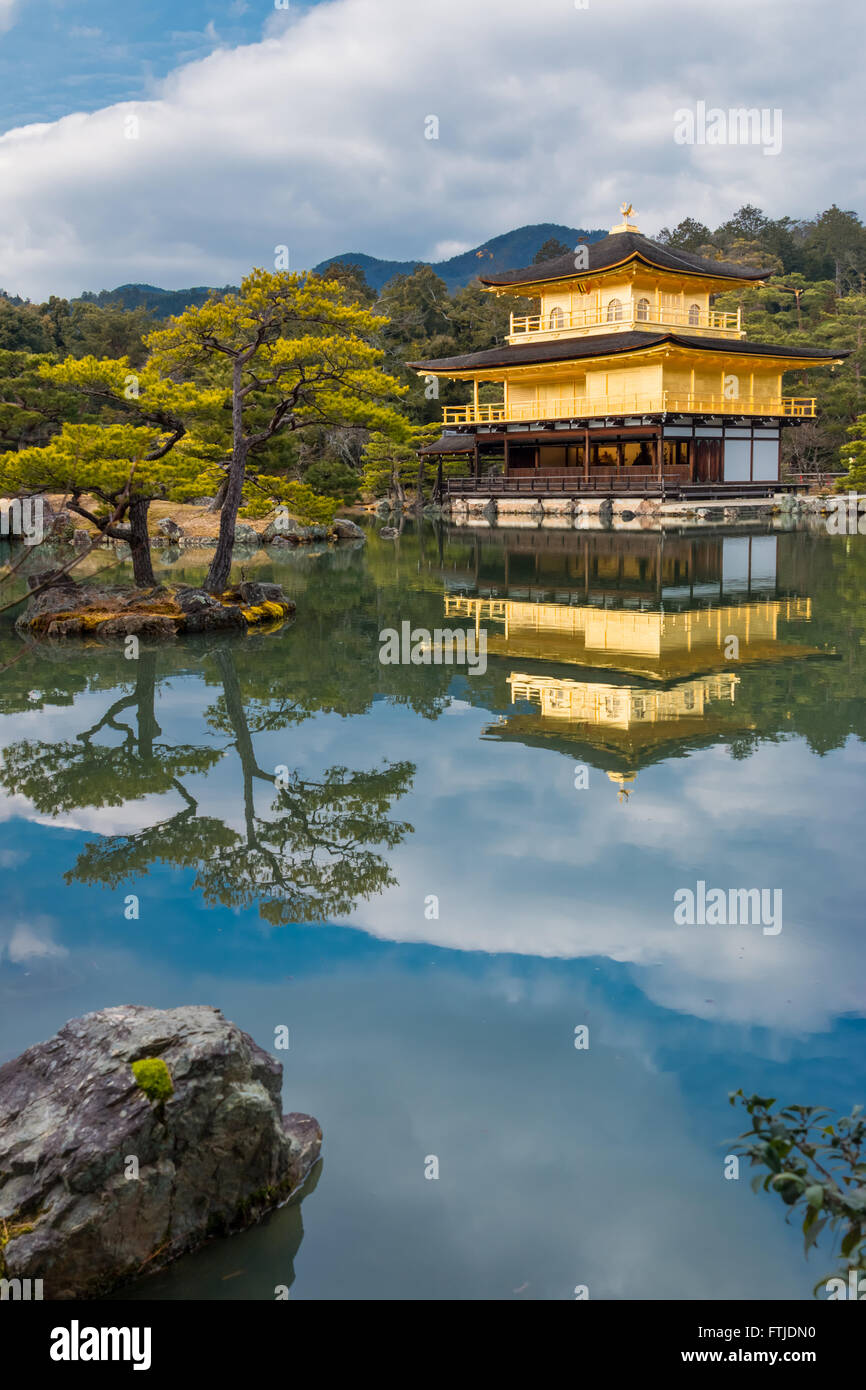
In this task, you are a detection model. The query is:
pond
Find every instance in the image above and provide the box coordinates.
[1,521,864,1300]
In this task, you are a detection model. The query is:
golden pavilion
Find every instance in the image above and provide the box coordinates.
[410,206,847,497]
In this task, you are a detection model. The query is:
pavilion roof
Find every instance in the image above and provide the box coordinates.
[408,331,848,374]
[418,434,478,455]
[478,230,773,289]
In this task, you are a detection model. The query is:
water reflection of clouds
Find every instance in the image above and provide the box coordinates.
[331,704,866,1035]
[1,683,864,1036]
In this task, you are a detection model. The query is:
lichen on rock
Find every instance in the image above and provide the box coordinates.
[131,1057,174,1105]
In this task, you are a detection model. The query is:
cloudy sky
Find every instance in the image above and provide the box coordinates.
[0,0,864,300]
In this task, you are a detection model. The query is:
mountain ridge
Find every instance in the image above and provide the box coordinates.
[69,223,607,315]
[313,222,607,291]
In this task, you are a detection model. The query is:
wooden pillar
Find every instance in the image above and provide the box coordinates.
[584,427,590,483]
[473,378,479,421]
[656,426,663,481]
[473,441,479,479]
[504,434,510,477]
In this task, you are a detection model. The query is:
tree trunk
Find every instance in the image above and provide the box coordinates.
[415,457,425,510]
[205,361,248,594]
[134,651,160,761]
[391,463,406,511]
[207,476,229,513]
[215,647,258,846]
[128,497,155,588]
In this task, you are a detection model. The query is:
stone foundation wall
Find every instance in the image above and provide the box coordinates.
[443,493,861,531]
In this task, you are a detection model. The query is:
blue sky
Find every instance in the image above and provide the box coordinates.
[0,1,303,129]
[0,0,863,300]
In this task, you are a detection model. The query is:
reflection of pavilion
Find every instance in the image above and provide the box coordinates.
[490,670,749,785]
[453,581,827,795]
[441,529,828,797]
[508,671,739,725]
[446,593,815,680]
[448,531,803,610]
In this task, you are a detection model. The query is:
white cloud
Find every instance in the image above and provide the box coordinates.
[0,0,862,298]
[2,916,67,963]
[0,0,20,36]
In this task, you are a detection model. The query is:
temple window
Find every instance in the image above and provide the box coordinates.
[688,303,701,325]
[636,297,650,321]
[548,307,565,328]
[607,298,623,322]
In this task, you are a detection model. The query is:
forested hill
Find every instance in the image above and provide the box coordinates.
[75,283,237,317]
[62,224,605,313]
[312,223,606,292]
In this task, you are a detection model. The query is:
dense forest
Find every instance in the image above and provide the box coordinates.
[1,203,865,504]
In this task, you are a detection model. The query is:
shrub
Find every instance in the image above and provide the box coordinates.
[239,475,338,526]
[730,1090,866,1292]
[303,458,360,505]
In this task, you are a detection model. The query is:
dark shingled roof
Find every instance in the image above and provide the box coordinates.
[418,434,477,455]
[408,331,847,374]
[478,230,773,288]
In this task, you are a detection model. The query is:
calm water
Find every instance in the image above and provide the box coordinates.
[1,522,865,1301]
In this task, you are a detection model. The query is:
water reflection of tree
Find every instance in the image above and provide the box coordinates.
[0,644,415,924]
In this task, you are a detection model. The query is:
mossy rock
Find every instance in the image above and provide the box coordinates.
[131,1057,174,1105]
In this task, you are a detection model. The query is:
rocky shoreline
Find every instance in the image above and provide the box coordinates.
[15,575,296,640]
[154,513,366,548]
[0,1006,321,1300]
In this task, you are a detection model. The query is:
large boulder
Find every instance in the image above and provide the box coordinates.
[43,508,76,542]
[0,1005,321,1299]
[332,517,366,541]
[156,517,184,539]
[233,522,260,547]
[262,515,308,544]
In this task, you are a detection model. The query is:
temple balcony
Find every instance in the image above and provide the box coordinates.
[442,394,816,425]
[507,305,743,342]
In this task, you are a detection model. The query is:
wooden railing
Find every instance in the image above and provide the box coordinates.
[509,306,742,336]
[442,394,817,425]
[443,473,807,500]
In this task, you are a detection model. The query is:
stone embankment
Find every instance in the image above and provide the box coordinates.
[445,493,855,530]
